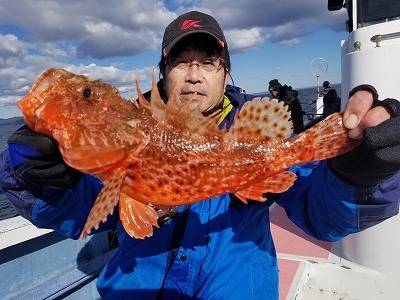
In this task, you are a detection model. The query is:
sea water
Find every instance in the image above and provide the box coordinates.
[0,84,340,221]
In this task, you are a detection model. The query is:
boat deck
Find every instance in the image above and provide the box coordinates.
[270,204,332,299]
[270,204,389,300]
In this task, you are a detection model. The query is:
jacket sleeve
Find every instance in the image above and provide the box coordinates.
[288,99,305,133]
[0,149,118,239]
[278,161,400,241]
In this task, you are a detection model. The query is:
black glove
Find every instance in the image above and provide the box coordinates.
[8,125,83,188]
[328,92,400,186]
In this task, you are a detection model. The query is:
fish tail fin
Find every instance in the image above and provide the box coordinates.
[293,112,361,162]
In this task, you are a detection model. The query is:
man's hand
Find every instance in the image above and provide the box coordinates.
[8,125,83,188]
[342,86,392,138]
[328,85,400,186]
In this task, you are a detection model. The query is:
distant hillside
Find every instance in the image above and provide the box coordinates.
[0,117,25,152]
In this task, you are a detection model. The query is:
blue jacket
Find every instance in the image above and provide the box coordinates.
[1,86,399,299]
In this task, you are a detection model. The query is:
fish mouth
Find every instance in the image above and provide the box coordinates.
[18,69,66,111]
[30,68,66,96]
[17,68,69,132]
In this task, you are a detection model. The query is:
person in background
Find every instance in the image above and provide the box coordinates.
[268,79,305,133]
[321,80,341,118]
[1,11,400,300]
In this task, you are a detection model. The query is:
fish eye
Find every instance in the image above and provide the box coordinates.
[83,88,91,99]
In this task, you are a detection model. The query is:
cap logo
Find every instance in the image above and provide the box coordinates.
[181,20,203,30]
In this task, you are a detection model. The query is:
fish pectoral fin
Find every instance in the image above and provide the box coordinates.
[119,193,159,239]
[80,170,124,239]
[234,171,297,202]
[227,98,293,142]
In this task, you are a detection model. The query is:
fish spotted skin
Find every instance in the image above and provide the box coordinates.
[18,68,361,239]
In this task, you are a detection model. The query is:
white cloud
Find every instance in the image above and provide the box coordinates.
[226,28,265,52]
[202,0,346,50]
[0,34,27,66]
[279,38,301,46]
[39,43,69,59]
[77,20,159,59]
[66,63,153,92]
[0,0,349,117]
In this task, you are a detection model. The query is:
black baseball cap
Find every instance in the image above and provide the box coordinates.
[162,11,227,57]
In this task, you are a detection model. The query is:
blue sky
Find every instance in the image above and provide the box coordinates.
[0,0,348,118]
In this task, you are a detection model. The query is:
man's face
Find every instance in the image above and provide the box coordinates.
[163,45,229,114]
[271,89,279,97]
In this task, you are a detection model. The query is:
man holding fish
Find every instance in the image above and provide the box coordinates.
[1,11,400,300]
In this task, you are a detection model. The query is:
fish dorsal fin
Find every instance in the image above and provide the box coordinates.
[134,70,221,138]
[159,79,223,137]
[227,97,293,142]
[234,171,297,203]
[149,69,170,122]
[174,103,223,138]
[134,71,167,122]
